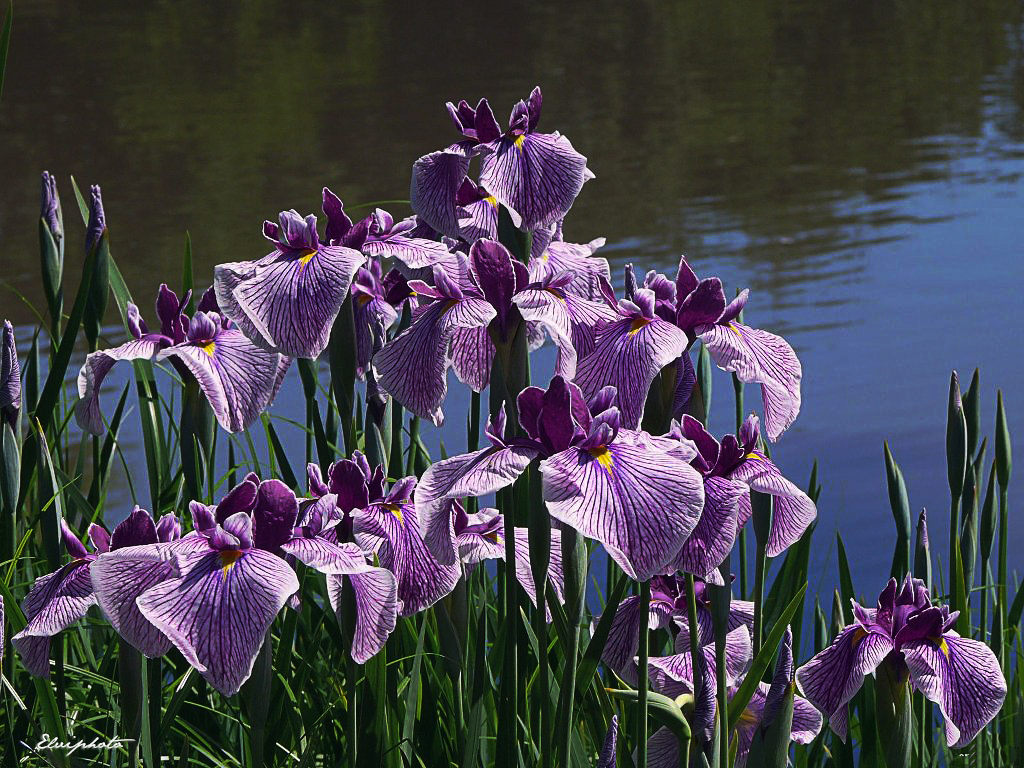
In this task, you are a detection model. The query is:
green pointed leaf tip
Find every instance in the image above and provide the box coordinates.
[883,441,912,540]
[996,390,1012,487]
[963,368,981,456]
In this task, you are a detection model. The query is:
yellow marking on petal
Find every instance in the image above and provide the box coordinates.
[738,706,759,728]
[356,293,373,307]
[589,447,614,475]
[219,549,243,580]
[298,248,317,266]
[484,531,502,545]
[443,298,460,314]
[514,135,526,150]
[628,316,652,336]
[931,636,950,658]
[850,626,868,650]
[728,323,742,337]
[484,195,498,208]
[384,503,404,525]
[744,452,763,461]
[200,341,216,357]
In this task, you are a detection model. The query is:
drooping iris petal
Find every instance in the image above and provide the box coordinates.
[76,337,165,435]
[374,296,496,426]
[698,322,802,441]
[530,237,610,302]
[794,624,893,741]
[513,524,565,618]
[902,633,1006,748]
[158,330,284,433]
[90,542,191,657]
[732,451,817,558]
[363,227,454,275]
[733,682,822,767]
[356,500,460,616]
[449,325,495,392]
[648,626,752,696]
[479,132,589,232]
[599,595,676,680]
[214,244,364,359]
[667,475,746,579]
[136,545,299,696]
[539,431,705,581]
[410,147,473,238]
[575,314,690,431]
[415,443,539,565]
[13,560,96,677]
[645,727,682,768]
[281,536,399,664]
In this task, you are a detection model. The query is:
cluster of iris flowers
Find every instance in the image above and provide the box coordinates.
[0,86,1006,767]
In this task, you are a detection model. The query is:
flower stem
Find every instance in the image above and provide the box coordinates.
[637,578,651,767]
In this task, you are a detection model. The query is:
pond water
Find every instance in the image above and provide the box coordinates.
[1,0,1022,598]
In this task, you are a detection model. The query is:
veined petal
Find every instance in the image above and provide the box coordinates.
[600,595,645,675]
[76,338,163,435]
[215,244,364,359]
[644,727,681,768]
[91,543,179,657]
[480,132,589,231]
[698,323,802,441]
[532,238,610,302]
[356,502,460,616]
[415,443,539,564]
[795,625,893,741]
[136,547,298,696]
[449,325,495,392]
[667,476,745,579]
[903,633,1006,748]
[326,567,400,664]
[575,316,690,430]
[410,147,472,238]
[540,435,704,581]
[513,525,565,619]
[732,682,824,767]
[280,537,370,575]
[732,452,817,558]
[13,560,96,677]
[158,330,283,433]
[364,234,453,273]
[375,297,495,425]
[649,626,751,694]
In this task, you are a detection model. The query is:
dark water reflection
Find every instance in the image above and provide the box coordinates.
[1,0,1022,595]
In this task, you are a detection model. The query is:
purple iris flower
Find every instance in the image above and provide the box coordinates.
[359,206,459,277]
[576,258,802,440]
[416,375,706,582]
[76,284,289,435]
[14,510,178,677]
[451,501,565,617]
[1,320,20,431]
[92,478,302,696]
[797,574,1006,747]
[599,574,754,684]
[644,628,821,768]
[410,87,591,237]
[528,220,610,303]
[307,454,460,619]
[214,192,366,359]
[351,257,413,379]
[671,413,816,559]
[374,238,615,426]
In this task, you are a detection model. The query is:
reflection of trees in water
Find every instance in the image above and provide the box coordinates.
[0,0,1021,323]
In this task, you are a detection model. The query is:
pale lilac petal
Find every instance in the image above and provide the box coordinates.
[513,525,565,618]
[76,338,163,435]
[280,537,370,575]
[732,452,817,558]
[90,544,177,657]
[13,561,95,677]
[575,316,690,430]
[539,434,705,581]
[375,297,495,425]
[649,626,751,694]
[531,237,610,301]
[136,547,299,696]
[158,331,283,433]
[364,234,454,273]
[644,727,681,768]
[415,443,539,564]
[449,325,495,392]
[479,132,589,231]
[600,595,644,674]
[699,322,802,441]
[410,147,472,238]
[903,633,1006,748]
[795,625,893,741]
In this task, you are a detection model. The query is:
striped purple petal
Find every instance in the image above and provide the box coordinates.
[666,475,746,579]
[410,146,473,238]
[902,632,1006,747]
[733,682,822,768]
[530,237,610,302]
[479,132,589,232]
[136,544,299,696]
[214,243,364,359]
[13,559,96,677]
[449,325,495,392]
[325,567,400,664]
[575,307,690,431]
[374,296,495,426]
[158,330,284,433]
[513,524,565,619]
[76,337,164,435]
[649,625,752,695]
[698,322,802,441]
[732,451,817,558]
[539,430,705,581]
[794,624,893,741]
[645,727,681,768]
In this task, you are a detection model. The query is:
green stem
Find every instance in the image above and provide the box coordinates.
[557,528,586,768]
[637,579,651,768]
[997,485,1008,668]
[684,574,704,753]
[118,639,143,768]
[751,490,773,657]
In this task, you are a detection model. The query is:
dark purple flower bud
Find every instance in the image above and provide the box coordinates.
[85,185,106,254]
[40,171,63,244]
[1,321,21,430]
